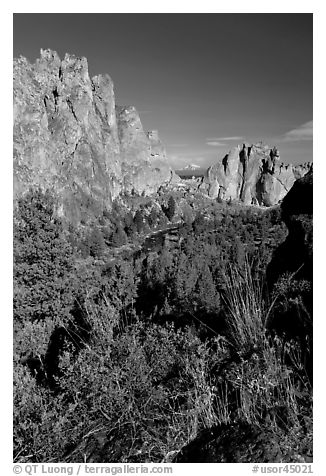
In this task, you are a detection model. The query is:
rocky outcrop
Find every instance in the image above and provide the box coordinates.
[116,108,174,195]
[204,142,311,206]
[267,168,313,285]
[13,49,174,223]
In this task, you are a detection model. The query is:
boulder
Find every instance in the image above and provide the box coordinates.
[172,422,310,463]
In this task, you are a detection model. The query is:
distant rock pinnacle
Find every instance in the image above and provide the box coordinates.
[203,142,311,206]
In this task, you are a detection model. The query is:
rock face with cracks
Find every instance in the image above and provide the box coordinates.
[13,49,174,223]
[204,142,311,206]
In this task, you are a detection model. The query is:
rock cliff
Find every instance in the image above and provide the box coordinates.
[203,142,311,206]
[267,168,313,284]
[13,49,174,223]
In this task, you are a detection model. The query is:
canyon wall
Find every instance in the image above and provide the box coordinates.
[13,49,174,222]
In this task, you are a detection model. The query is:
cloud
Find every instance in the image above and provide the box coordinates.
[282,121,313,142]
[206,141,226,147]
[206,136,243,141]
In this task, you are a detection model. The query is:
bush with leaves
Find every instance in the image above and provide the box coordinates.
[14,311,224,462]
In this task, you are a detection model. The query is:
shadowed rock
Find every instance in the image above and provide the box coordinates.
[267,168,313,285]
[172,422,309,463]
[266,169,313,380]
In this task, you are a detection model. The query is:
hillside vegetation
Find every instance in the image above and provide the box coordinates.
[13,187,312,463]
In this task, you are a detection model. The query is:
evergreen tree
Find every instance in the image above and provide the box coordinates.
[88,227,106,258]
[13,188,76,326]
[192,212,206,234]
[148,208,159,228]
[134,209,144,233]
[123,211,134,234]
[111,224,127,246]
[165,196,176,221]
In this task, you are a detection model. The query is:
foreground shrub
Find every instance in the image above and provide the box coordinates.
[216,259,312,459]
[14,308,225,462]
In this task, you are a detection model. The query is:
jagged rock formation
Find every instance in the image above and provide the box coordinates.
[13,49,174,223]
[203,142,311,206]
[116,108,174,194]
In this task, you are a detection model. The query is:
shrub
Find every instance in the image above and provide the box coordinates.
[221,257,266,353]
[219,258,312,443]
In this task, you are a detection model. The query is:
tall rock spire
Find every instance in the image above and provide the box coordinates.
[13,49,174,223]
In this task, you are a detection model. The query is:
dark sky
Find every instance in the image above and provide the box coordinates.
[13,13,313,168]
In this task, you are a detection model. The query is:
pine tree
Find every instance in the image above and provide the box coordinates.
[111,224,127,246]
[192,212,206,234]
[88,227,106,258]
[165,196,176,221]
[13,188,76,326]
[133,209,144,233]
